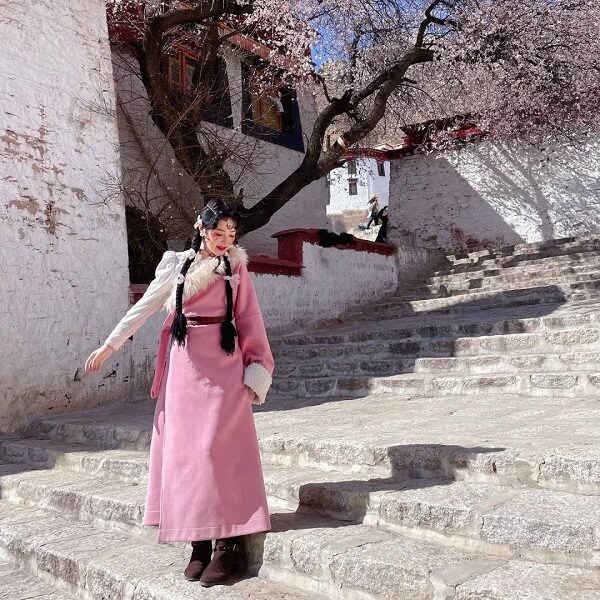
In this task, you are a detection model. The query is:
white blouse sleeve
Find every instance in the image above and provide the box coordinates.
[104,251,180,351]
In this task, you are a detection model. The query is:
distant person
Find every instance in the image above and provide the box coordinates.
[375,206,389,243]
[365,194,380,229]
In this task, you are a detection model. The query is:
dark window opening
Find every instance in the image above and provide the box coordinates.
[163,50,233,129]
[377,160,385,176]
[347,159,357,175]
[125,205,168,284]
[348,180,358,195]
[241,61,304,152]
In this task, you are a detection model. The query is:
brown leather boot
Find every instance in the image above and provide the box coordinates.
[183,540,213,581]
[199,537,247,587]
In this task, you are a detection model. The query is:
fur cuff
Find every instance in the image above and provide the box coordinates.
[243,362,272,405]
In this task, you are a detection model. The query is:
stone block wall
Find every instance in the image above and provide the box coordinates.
[387,134,600,252]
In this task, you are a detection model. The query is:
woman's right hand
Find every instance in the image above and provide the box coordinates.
[85,343,114,373]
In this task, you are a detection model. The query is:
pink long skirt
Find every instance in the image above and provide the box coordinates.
[143,323,271,542]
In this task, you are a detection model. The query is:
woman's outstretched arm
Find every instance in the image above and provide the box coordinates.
[85,251,180,372]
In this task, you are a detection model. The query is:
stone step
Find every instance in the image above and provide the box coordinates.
[252,513,600,600]
[0,503,600,600]
[0,438,149,483]
[441,236,600,272]
[273,351,600,377]
[0,465,600,583]
[25,405,156,452]
[439,249,600,279]
[0,502,321,600]
[261,436,600,495]
[0,437,149,483]
[274,327,600,365]
[409,268,600,300]
[0,557,78,600]
[272,302,600,349]
[16,405,600,494]
[428,250,600,285]
[271,370,600,399]
[23,395,599,464]
[453,560,600,600]
[370,280,600,317]
[4,432,600,511]
[0,461,149,538]
[264,465,600,565]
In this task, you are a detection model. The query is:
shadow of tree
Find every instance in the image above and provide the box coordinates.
[259,283,580,412]
[246,442,506,573]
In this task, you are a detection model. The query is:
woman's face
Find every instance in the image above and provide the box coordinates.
[202,217,237,256]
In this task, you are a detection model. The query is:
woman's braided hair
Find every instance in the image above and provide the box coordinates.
[170,199,241,353]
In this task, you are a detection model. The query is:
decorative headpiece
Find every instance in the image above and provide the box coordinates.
[170,199,241,354]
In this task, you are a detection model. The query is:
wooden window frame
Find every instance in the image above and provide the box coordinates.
[164,48,233,129]
[241,60,304,152]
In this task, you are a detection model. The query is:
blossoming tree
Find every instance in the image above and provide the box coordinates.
[108,0,600,234]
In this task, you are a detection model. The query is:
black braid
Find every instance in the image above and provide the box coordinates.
[170,229,202,347]
[221,254,237,354]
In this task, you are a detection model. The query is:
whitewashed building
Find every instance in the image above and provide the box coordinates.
[110,7,329,260]
[327,149,391,215]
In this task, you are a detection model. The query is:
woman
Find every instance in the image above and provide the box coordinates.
[85,200,274,587]
[365,194,380,229]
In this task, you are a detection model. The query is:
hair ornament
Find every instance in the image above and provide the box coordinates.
[186,248,196,260]
[194,215,203,229]
[177,273,186,284]
[223,273,241,287]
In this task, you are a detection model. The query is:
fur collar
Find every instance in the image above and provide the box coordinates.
[164,245,248,312]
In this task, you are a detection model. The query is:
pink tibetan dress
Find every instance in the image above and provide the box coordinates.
[105,246,273,542]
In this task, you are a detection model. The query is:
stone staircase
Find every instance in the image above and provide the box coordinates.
[1,235,600,599]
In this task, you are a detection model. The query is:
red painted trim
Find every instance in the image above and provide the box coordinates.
[450,126,483,139]
[248,255,303,277]
[272,228,396,258]
[339,125,485,163]
[129,284,149,304]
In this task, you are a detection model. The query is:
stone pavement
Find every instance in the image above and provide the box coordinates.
[1,234,600,599]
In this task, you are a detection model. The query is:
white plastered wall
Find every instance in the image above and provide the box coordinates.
[387,134,600,252]
[0,0,153,432]
[254,242,441,333]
